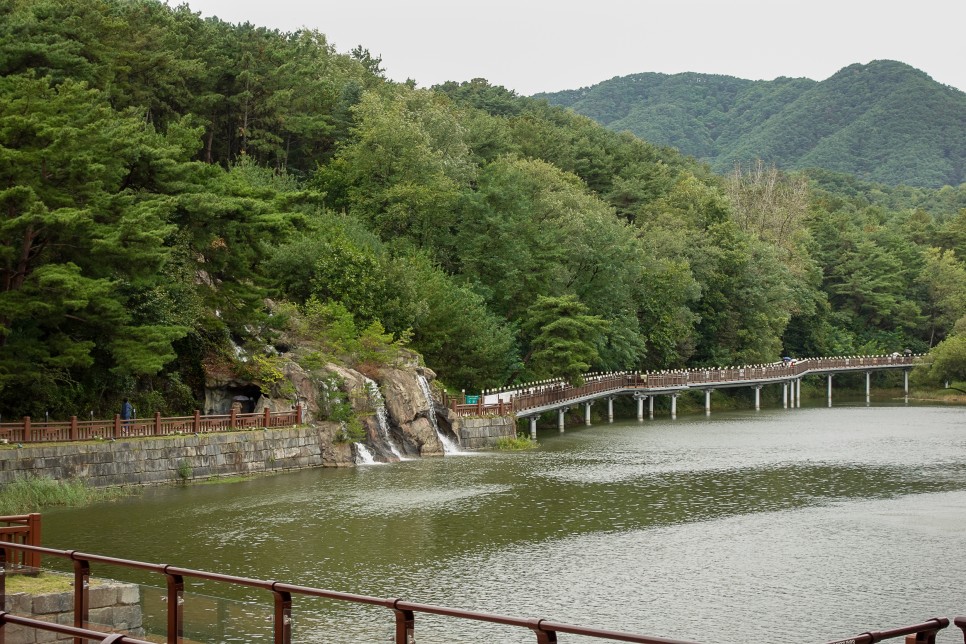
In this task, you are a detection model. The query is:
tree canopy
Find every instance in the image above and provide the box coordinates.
[1,0,964,418]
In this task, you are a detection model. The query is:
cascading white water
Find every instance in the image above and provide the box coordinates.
[353,442,377,465]
[416,374,462,454]
[363,377,405,460]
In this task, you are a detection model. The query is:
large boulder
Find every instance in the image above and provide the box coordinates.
[378,366,445,457]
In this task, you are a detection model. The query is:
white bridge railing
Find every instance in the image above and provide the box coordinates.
[446,354,921,417]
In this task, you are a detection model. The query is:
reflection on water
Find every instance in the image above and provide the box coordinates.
[44,403,966,643]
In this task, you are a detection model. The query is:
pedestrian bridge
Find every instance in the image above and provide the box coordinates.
[448,355,921,437]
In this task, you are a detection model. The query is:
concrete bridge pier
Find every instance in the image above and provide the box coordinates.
[649,396,655,418]
[607,396,616,423]
[782,382,788,409]
[866,371,871,404]
[558,407,567,433]
[670,393,678,418]
[528,416,538,440]
[827,374,833,407]
[754,385,762,410]
[796,379,802,408]
[704,389,713,415]
[584,401,593,426]
[904,369,910,395]
[636,395,648,421]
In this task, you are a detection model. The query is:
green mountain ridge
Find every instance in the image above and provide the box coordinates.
[535,60,966,188]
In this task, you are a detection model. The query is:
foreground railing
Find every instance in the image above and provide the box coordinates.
[0,612,154,643]
[825,617,950,644]
[0,542,959,644]
[0,542,701,644]
[0,514,40,570]
[0,407,302,445]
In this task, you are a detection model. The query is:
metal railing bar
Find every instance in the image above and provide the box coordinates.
[0,542,702,644]
[825,617,949,644]
[0,532,951,644]
[0,610,155,643]
[536,620,703,644]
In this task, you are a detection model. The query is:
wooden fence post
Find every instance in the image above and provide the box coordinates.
[113,414,120,439]
[229,408,237,428]
[69,416,78,442]
[23,416,30,444]
[26,513,41,570]
[154,411,161,436]
[193,410,200,433]
[263,406,271,428]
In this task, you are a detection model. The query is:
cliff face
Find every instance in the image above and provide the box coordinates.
[205,350,458,466]
[379,364,446,457]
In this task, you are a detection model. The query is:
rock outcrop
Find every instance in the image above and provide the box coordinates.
[203,348,460,466]
[379,364,445,457]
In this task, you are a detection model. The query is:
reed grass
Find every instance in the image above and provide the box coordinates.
[0,475,129,515]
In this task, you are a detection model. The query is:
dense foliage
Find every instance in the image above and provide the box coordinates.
[2,0,965,418]
[536,61,966,188]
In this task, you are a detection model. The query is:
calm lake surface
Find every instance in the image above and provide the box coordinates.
[43,400,966,643]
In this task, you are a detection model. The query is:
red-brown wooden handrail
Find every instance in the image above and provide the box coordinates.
[0,408,303,445]
[0,541,952,644]
[0,513,40,569]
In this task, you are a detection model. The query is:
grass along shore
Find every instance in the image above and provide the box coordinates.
[0,475,131,515]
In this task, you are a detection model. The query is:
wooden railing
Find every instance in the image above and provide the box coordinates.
[0,513,41,570]
[0,407,302,446]
[448,355,921,417]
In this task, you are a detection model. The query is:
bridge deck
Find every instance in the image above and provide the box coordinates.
[448,355,919,418]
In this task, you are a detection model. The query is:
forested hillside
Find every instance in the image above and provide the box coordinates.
[536,61,966,188]
[2,0,966,418]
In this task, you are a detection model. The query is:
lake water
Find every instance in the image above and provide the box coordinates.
[42,400,966,643]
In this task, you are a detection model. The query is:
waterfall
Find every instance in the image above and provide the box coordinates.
[363,377,405,460]
[353,442,378,465]
[417,374,462,454]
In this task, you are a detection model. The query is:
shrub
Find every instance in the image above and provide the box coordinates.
[495,433,538,450]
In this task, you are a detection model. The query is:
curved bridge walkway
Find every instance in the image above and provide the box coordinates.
[450,355,921,438]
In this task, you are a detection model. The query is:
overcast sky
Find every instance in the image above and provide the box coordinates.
[176,0,966,96]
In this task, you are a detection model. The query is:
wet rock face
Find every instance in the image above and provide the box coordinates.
[290,359,458,461]
[204,350,459,464]
[378,366,444,457]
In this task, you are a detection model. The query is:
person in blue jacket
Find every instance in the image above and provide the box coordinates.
[120,398,135,433]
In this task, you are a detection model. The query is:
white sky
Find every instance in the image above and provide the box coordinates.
[175,0,966,95]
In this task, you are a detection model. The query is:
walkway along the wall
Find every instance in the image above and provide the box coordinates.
[0,426,341,488]
[0,408,302,446]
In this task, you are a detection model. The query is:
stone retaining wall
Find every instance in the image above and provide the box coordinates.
[450,416,516,449]
[3,581,142,643]
[0,425,351,488]
[0,415,510,487]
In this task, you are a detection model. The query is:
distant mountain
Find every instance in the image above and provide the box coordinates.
[534,61,966,188]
